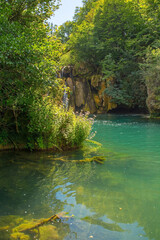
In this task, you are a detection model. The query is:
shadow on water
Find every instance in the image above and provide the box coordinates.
[0,115,160,239]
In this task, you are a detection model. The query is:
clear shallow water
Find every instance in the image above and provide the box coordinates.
[0,115,160,240]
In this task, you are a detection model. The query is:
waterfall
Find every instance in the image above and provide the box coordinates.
[61,66,66,78]
[63,81,68,110]
[60,66,71,110]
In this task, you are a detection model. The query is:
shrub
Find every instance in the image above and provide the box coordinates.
[141,46,160,116]
[27,98,92,150]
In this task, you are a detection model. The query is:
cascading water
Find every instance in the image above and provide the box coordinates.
[61,66,69,110]
[60,66,65,78]
[63,81,69,110]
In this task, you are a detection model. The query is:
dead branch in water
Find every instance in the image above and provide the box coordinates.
[54,156,106,164]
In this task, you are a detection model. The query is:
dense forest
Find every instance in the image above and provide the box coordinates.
[0,0,160,150]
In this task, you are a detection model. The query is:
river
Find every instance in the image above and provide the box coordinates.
[0,114,160,240]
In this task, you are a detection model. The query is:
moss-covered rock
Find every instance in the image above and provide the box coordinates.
[11,232,30,240]
[0,214,67,240]
[53,155,106,164]
[91,74,102,88]
[0,216,25,240]
[39,225,59,240]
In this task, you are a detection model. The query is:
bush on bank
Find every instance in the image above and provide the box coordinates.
[0,97,92,151]
[27,98,92,150]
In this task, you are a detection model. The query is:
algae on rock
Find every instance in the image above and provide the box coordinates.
[53,156,106,164]
[0,213,72,240]
[39,225,59,240]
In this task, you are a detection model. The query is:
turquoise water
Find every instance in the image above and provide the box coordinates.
[0,114,160,240]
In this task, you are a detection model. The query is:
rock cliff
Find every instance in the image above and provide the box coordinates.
[61,67,117,114]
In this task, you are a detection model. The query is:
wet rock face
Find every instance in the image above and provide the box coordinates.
[75,81,86,107]
[64,74,117,114]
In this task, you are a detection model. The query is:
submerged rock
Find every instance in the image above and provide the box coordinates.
[39,225,59,240]
[53,155,106,164]
[11,232,30,240]
[0,213,70,240]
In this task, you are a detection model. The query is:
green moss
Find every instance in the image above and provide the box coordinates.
[85,139,102,146]
[39,225,59,240]
[11,232,30,240]
[90,156,106,164]
[53,155,106,164]
[7,213,72,240]
[13,215,59,233]
[13,221,39,233]
[0,215,24,233]
[0,216,26,240]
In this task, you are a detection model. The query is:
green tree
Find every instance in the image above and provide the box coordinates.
[54,21,74,43]
[66,0,160,111]
[93,0,148,108]
[0,0,92,150]
[0,2,60,131]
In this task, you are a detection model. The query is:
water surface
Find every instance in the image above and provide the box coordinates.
[0,114,160,240]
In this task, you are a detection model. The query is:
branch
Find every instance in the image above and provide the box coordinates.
[19,215,59,232]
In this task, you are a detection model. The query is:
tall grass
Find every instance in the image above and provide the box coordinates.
[27,98,93,150]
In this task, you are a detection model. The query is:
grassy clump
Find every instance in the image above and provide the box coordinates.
[0,92,93,151]
[26,99,93,150]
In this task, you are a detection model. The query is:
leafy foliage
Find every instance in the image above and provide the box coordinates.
[54,21,74,43]
[27,98,92,150]
[0,0,92,149]
[141,45,160,116]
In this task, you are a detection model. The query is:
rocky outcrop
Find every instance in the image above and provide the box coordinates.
[62,69,117,114]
